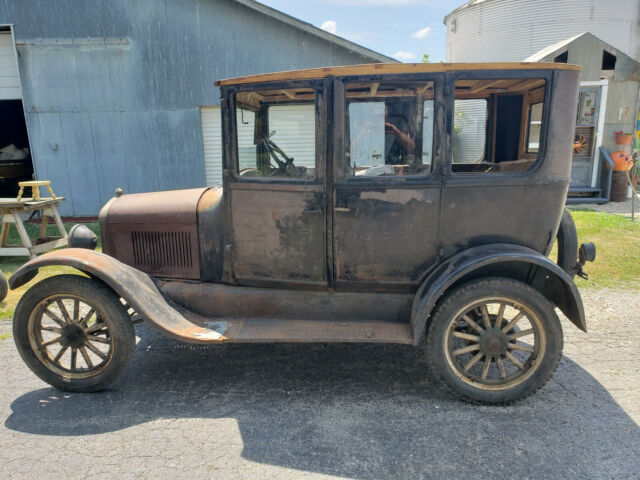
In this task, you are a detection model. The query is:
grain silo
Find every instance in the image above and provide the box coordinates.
[445,0,640,63]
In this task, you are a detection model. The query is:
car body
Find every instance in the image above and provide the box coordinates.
[10,62,594,403]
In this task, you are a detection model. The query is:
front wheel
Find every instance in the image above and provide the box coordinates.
[13,275,135,392]
[426,277,563,404]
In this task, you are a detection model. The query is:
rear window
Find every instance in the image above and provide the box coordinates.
[452,78,546,174]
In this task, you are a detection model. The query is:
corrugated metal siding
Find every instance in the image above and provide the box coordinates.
[0,0,379,216]
[201,104,315,184]
[446,0,640,62]
[0,31,21,99]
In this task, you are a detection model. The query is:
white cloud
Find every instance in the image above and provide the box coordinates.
[411,26,432,39]
[392,50,416,61]
[321,20,337,34]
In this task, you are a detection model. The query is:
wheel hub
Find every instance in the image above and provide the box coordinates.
[479,328,508,356]
[59,324,86,349]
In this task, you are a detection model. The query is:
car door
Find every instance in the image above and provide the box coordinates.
[223,80,328,287]
[331,76,444,291]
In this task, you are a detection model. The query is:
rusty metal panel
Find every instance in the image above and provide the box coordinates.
[333,186,441,288]
[101,188,208,279]
[230,185,326,285]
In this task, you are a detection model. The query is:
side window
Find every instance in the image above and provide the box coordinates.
[452,78,546,174]
[235,87,316,180]
[345,80,434,177]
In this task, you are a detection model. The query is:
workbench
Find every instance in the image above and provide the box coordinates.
[0,197,68,258]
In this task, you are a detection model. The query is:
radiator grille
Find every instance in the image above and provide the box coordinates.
[131,230,193,271]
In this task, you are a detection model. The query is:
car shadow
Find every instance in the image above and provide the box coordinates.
[5,324,640,479]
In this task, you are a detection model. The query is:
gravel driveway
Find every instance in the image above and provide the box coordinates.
[1,288,638,479]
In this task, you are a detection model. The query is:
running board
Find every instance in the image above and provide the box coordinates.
[180,315,413,344]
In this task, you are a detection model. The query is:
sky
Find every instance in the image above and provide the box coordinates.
[258,0,469,63]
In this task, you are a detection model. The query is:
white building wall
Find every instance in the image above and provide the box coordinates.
[445,0,640,62]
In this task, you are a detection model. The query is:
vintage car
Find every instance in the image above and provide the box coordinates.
[10,63,595,404]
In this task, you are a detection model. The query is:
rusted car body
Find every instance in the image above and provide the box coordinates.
[10,63,594,403]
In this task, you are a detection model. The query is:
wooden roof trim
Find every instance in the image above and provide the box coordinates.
[215,62,580,87]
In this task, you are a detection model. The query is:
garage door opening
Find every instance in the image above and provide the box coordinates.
[0,28,33,197]
[0,100,33,196]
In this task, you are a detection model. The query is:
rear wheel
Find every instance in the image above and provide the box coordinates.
[13,275,135,392]
[426,277,563,404]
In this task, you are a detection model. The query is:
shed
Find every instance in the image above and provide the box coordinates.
[525,33,640,201]
[0,0,393,216]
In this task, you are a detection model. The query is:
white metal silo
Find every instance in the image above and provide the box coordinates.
[445,0,640,62]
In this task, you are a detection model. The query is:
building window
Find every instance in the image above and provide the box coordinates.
[554,51,568,63]
[602,50,617,70]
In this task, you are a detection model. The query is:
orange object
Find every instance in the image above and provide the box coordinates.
[610,150,633,171]
[615,134,634,145]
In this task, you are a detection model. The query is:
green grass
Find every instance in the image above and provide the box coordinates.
[0,222,100,320]
[0,333,11,340]
[567,209,640,289]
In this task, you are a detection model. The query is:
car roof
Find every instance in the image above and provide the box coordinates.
[214,62,580,87]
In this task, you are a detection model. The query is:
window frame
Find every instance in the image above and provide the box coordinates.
[337,74,440,184]
[226,79,325,186]
[447,70,553,179]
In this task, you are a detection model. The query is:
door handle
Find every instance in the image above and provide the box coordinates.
[335,207,351,212]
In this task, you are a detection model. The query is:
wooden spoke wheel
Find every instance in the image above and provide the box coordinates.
[427,278,563,404]
[13,275,135,392]
[28,295,114,378]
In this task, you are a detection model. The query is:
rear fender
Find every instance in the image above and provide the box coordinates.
[410,243,586,345]
[9,248,221,343]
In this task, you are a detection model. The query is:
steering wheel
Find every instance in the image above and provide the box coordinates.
[260,131,295,176]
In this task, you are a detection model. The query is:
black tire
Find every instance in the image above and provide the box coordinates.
[426,277,563,404]
[13,275,135,392]
[556,208,578,277]
[0,269,8,302]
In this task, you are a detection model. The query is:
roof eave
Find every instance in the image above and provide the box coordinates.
[233,0,397,63]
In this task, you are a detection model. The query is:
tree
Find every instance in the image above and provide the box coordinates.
[421,54,430,63]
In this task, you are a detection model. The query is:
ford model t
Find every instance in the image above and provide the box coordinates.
[10,63,594,404]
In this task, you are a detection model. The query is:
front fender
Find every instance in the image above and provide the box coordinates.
[9,248,220,343]
[410,243,586,345]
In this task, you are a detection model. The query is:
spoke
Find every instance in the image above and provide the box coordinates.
[452,331,480,342]
[84,341,108,360]
[72,299,80,323]
[81,308,96,327]
[461,315,484,334]
[505,351,525,370]
[86,321,108,334]
[496,356,506,379]
[52,345,69,365]
[502,311,525,333]
[41,325,62,334]
[70,348,77,370]
[40,337,61,348]
[480,304,492,329]
[508,343,534,353]
[56,300,72,324]
[495,303,506,329]
[86,335,110,345]
[481,356,491,380]
[453,344,480,356]
[463,352,484,372]
[80,346,94,368]
[508,328,534,340]
[43,308,65,327]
